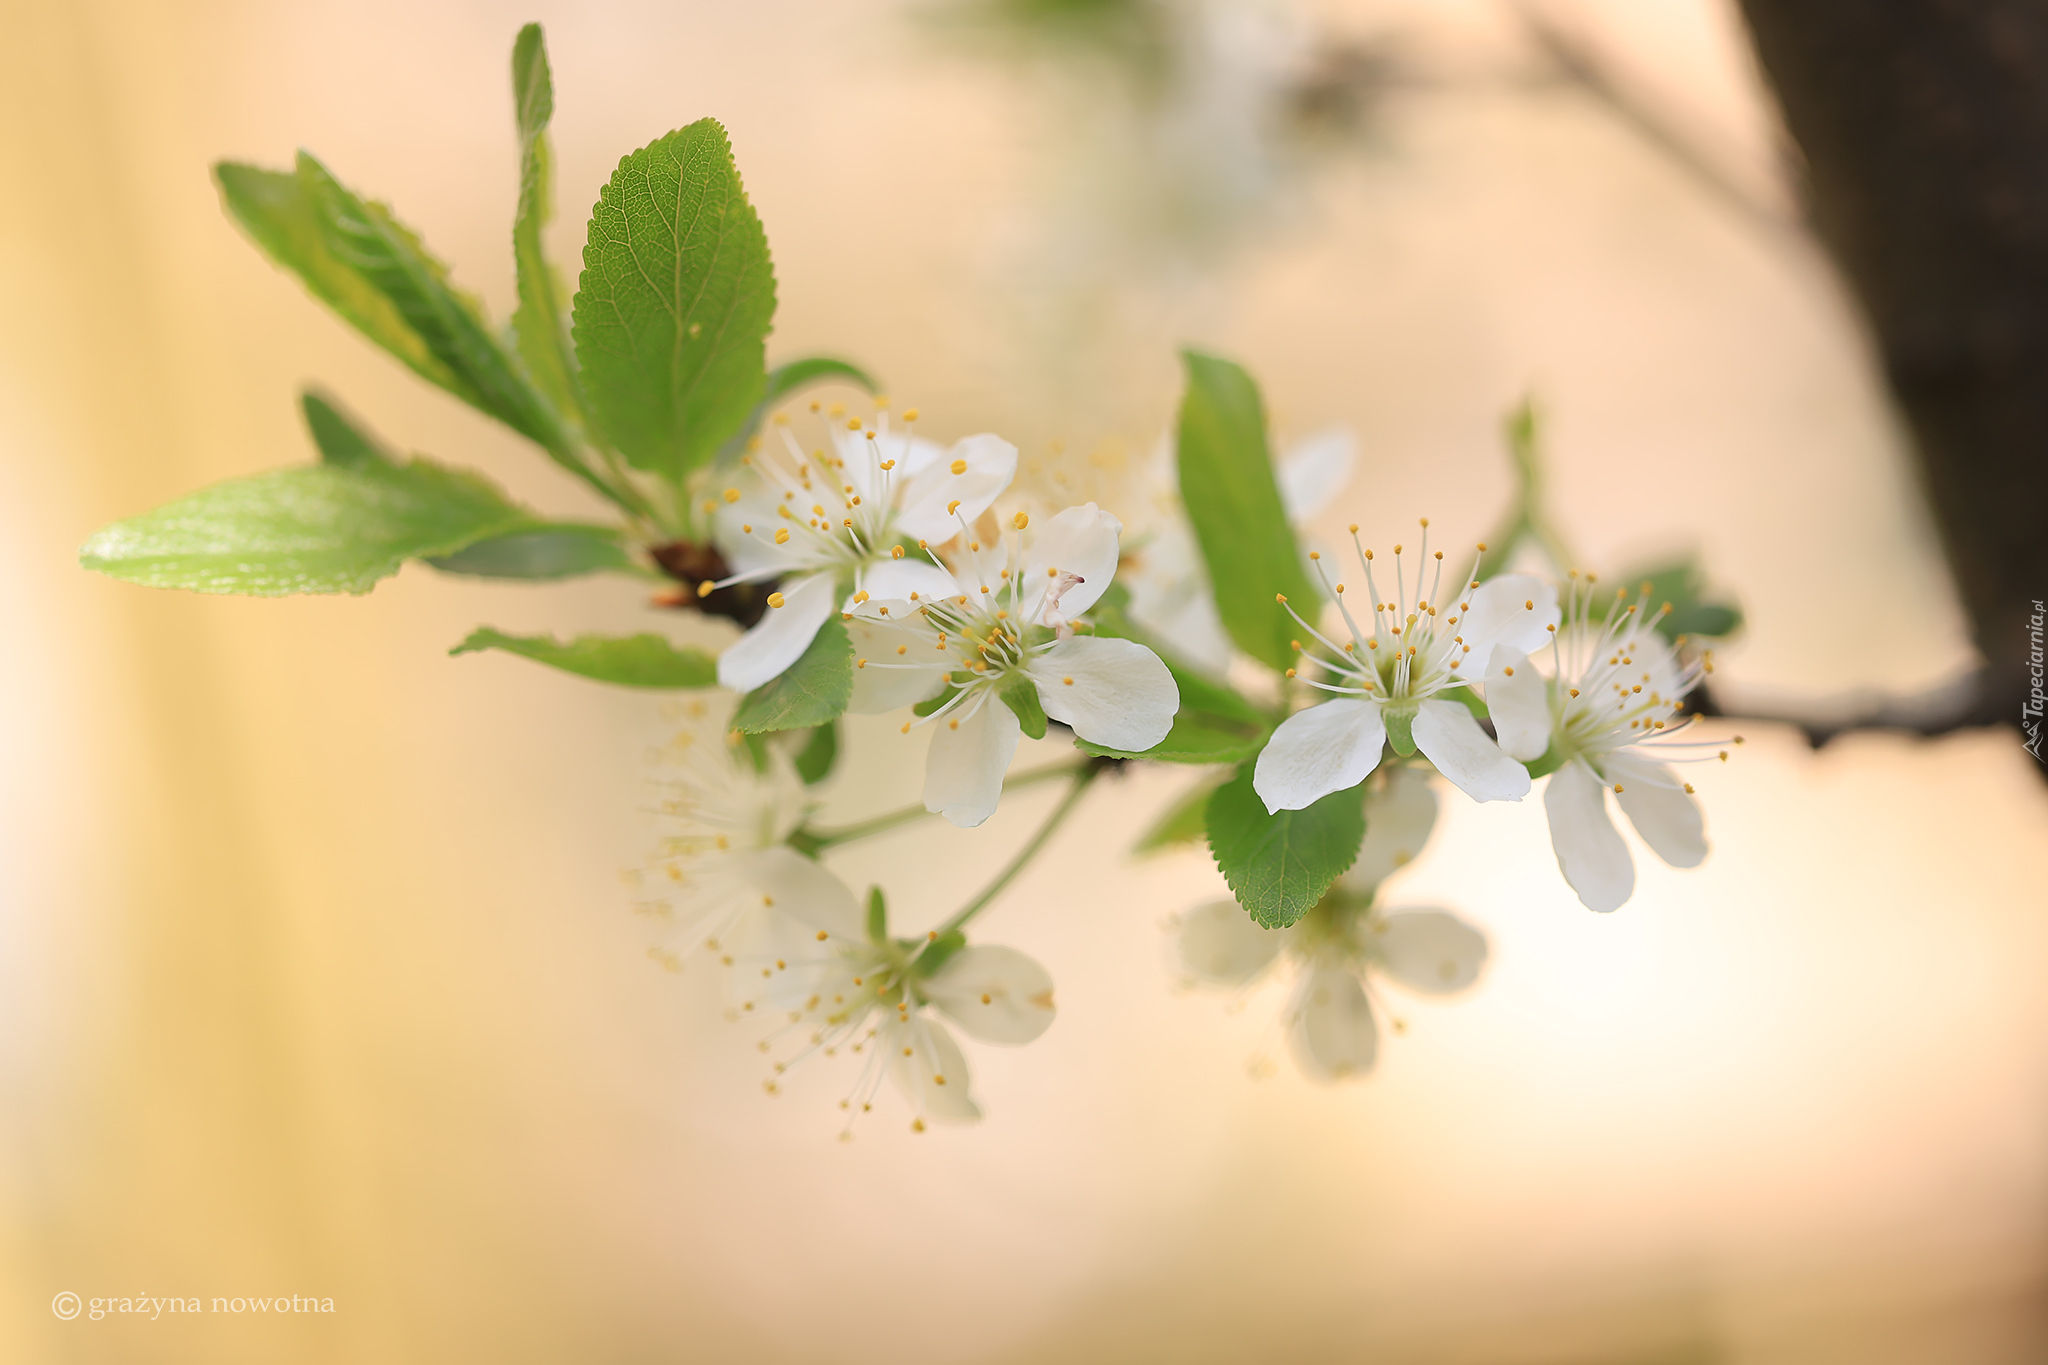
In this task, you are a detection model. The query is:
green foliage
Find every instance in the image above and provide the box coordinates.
[1607,558,1744,642]
[509,23,588,435]
[1080,584,1272,761]
[449,628,718,688]
[1206,764,1364,928]
[1174,351,1317,672]
[427,525,638,580]
[913,928,967,977]
[215,155,585,487]
[80,458,531,596]
[866,886,889,942]
[1000,673,1050,740]
[792,720,840,785]
[1133,776,1224,854]
[731,617,854,733]
[300,389,393,469]
[573,120,777,483]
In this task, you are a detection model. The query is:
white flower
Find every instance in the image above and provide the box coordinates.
[841,503,1179,827]
[1176,765,1487,1081]
[1485,580,1716,912]
[1254,522,1559,811]
[630,699,842,980]
[744,878,1058,1134]
[1124,427,1357,676]
[705,407,1018,693]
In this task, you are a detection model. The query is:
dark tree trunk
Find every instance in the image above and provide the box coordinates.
[1736,0,2048,759]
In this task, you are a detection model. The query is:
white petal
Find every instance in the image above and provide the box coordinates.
[1607,752,1708,869]
[1019,503,1123,621]
[1484,647,1554,762]
[1371,908,1488,994]
[1032,636,1178,751]
[923,944,1057,1045]
[856,557,959,603]
[1252,700,1385,813]
[1288,966,1378,1081]
[923,695,1022,828]
[1456,573,1560,676]
[739,847,864,941]
[1346,765,1439,889]
[1412,698,1531,802]
[885,1015,982,1123]
[715,571,841,693]
[844,601,951,712]
[1276,426,1356,521]
[893,433,1018,543]
[1544,761,1634,912]
[1175,899,1283,986]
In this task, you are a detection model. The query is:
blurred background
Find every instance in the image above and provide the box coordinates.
[4,0,2046,1360]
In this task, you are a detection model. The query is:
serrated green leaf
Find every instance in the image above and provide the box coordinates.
[300,389,393,469]
[427,525,637,580]
[792,719,840,785]
[80,458,530,596]
[215,156,583,485]
[1000,673,1049,740]
[573,120,776,483]
[1075,710,1267,764]
[1134,776,1223,854]
[449,627,718,688]
[1206,764,1364,928]
[1175,351,1318,671]
[731,617,853,733]
[509,24,587,434]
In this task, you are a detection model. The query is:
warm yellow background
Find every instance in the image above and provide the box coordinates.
[4,1,2045,1361]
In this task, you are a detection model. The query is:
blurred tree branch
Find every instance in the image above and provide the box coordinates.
[1734,0,2048,770]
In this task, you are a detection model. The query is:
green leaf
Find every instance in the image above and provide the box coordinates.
[300,389,393,469]
[1206,764,1364,929]
[866,886,888,943]
[1000,673,1050,740]
[792,720,840,785]
[573,120,777,482]
[1134,777,1224,854]
[912,928,966,978]
[1174,351,1318,671]
[449,627,718,688]
[1603,558,1743,643]
[1075,710,1267,764]
[731,617,853,733]
[215,157,581,480]
[509,24,587,433]
[427,525,638,579]
[717,355,882,461]
[80,458,530,596]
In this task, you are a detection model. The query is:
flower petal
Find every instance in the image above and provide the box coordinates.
[741,847,863,940]
[923,944,1057,1045]
[924,694,1022,828]
[844,601,951,713]
[1412,698,1531,802]
[1288,965,1378,1081]
[857,557,959,604]
[894,433,1018,543]
[1019,503,1123,620]
[1484,647,1553,762]
[1175,899,1283,986]
[1456,573,1559,676]
[885,1015,982,1123]
[1276,426,1356,521]
[1252,700,1386,813]
[1607,752,1708,869]
[1346,765,1439,890]
[1543,760,1634,912]
[715,571,841,693]
[1372,908,1488,994]
[1032,636,1178,751]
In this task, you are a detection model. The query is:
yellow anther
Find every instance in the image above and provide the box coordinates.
[1365,549,1375,560]
[701,500,717,514]
[1012,511,1029,529]
[947,499,962,515]
[948,719,960,730]
[846,417,863,431]
[1684,783,1696,794]
[1613,784,1624,794]
[1503,666,1514,676]
[950,458,968,475]
[1568,687,1580,697]
[1525,599,1534,609]
[855,659,867,669]
[903,408,919,422]
[901,722,912,734]
[1276,593,1288,603]
[897,645,908,655]
[1062,676,1074,685]
[1309,551,1320,560]
[1419,517,1430,527]
[980,585,990,594]
[1336,584,1346,594]
[1394,544,1403,554]
[774,527,790,545]
[815,930,828,941]
[767,592,787,609]
[697,580,715,598]
[891,544,905,559]
[723,488,741,503]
